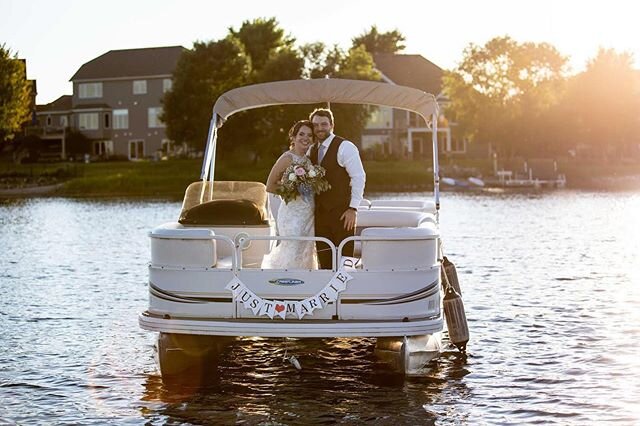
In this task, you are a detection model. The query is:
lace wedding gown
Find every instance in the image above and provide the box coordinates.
[262,153,318,270]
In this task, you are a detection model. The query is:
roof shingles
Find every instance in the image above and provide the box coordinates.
[36,95,72,112]
[71,46,185,81]
[373,53,443,95]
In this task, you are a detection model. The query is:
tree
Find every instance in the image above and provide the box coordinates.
[163,19,381,160]
[299,43,381,143]
[161,37,250,150]
[220,19,306,161]
[229,18,295,71]
[560,48,640,158]
[0,44,33,143]
[352,25,406,54]
[443,36,568,157]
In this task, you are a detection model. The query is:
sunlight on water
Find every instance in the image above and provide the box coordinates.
[1,191,639,424]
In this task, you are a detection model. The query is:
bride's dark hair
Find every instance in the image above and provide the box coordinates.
[288,120,314,148]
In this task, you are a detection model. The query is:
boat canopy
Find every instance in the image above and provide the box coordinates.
[200,78,442,211]
[211,78,439,125]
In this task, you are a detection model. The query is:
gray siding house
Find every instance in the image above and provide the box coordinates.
[363,54,466,159]
[70,46,184,159]
[36,46,185,160]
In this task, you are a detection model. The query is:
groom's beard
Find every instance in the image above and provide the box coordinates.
[314,130,329,141]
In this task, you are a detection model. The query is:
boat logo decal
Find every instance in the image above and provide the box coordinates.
[269,278,305,286]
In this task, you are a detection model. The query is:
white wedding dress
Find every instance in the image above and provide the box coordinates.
[262,153,318,270]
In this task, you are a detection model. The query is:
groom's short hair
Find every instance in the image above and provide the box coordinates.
[309,108,334,125]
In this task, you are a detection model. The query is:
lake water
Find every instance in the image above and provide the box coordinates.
[1,190,639,425]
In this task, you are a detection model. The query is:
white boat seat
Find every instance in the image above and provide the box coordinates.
[150,223,217,268]
[366,199,436,214]
[360,224,438,270]
[356,210,435,230]
[353,210,435,257]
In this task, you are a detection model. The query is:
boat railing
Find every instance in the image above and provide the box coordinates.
[237,233,439,272]
[237,235,337,270]
[338,234,440,272]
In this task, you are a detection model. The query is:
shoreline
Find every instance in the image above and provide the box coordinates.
[2,176,639,199]
[2,158,639,199]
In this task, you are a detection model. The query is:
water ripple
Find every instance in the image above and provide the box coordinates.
[1,193,639,424]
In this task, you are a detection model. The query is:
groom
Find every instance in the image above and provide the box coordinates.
[309,108,366,269]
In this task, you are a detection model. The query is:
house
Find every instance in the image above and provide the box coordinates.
[32,95,71,161]
[363,53,467,159]
[35,46,185,160]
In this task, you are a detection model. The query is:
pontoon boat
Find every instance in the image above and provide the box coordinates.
[138,78,467,383]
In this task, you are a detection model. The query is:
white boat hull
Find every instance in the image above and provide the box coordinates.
[139,313,443,338]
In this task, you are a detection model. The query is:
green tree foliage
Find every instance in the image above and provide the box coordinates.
[352,25,406,54]
[443,36,567,157]
[161,37,250,150]
[163,19,380,164]
[558,48,640,158]
[0,44,33,142]
[229,17,295,71]
[219,19,305,162]
[298,42,381,142]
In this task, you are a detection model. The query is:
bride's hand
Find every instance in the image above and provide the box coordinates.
[340,209,357,231]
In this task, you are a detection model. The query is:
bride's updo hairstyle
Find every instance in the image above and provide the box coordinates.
[288,120,314,149]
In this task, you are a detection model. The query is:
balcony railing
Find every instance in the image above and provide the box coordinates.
[25,126,68,137]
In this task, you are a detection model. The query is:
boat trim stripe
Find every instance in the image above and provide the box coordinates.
[149,278,439,306]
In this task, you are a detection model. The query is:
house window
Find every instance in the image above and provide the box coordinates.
[46,116,52,126]
[148,107,164,128]
[129,140,144,160]
[78,113,99,130]
[163,79,172,93]
[104,113,110,129]
[133,80,147,95]
[94,140,114,157]
[78,82,103,99]
[366,106,393,129]
[113,109,129,129]
[60,116,68,127]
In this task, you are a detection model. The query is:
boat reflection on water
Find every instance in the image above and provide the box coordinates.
[139,337,471,424]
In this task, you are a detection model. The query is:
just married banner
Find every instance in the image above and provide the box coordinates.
[225,271,353,320]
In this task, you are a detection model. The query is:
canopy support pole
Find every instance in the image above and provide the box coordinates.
[199,115,218,204]
[431,113,440,216]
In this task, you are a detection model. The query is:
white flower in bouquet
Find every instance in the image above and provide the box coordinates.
[276,158,331,204]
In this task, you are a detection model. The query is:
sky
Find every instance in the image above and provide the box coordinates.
[2,0,638,105]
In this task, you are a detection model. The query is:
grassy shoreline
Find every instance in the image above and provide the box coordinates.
[1,158,639,198]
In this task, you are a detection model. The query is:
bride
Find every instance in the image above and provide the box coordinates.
[263,120,318,270]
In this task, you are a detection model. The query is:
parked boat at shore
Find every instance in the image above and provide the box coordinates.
[138,79,469,384]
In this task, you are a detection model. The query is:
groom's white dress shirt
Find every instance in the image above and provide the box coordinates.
[317,133,366,210]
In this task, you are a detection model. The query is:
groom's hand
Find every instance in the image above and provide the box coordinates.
[341,208,357,232]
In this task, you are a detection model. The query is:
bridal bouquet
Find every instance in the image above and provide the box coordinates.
[275,159,331,204]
